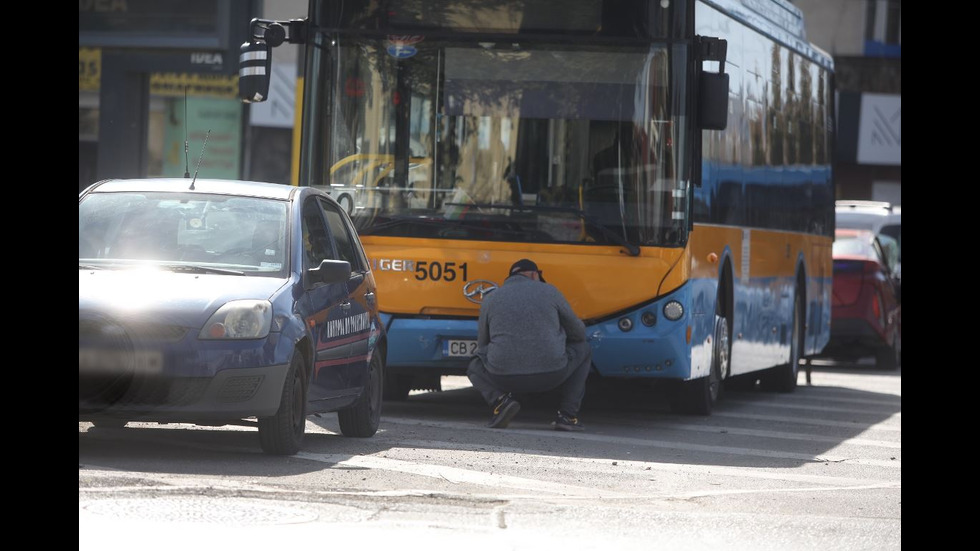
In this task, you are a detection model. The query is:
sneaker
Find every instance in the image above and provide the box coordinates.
[488,393,521,428]
[551,410,584,431]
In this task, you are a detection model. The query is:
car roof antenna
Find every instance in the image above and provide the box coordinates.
[183,87,191,179]
[189,129,210,191]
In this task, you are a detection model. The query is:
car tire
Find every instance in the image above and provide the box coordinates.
[338,352,384,437]
[258,352,307,455]
[875,341,898,370]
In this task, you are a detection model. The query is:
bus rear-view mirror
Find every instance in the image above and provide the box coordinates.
[699,71,729,131]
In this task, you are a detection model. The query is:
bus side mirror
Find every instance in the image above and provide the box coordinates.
[699,71,729,131]
[239,18,300,104]
[239,40,271,103]
[697,36,729,131]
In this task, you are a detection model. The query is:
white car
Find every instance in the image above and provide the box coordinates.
[835,200,901,280]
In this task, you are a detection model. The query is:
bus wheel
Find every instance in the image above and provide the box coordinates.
[671,314,728,415]
[762,291,802,393]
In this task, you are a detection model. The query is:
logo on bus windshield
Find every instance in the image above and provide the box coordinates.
[386,35,423,59]
[462,280,497,304]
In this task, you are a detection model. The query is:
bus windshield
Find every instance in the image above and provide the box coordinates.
[308,36,692,248]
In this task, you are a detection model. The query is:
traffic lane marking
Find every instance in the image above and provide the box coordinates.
[364,417,901,469]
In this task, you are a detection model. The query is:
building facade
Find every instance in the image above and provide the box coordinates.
[79,0,305,191]
[793,0,901,205]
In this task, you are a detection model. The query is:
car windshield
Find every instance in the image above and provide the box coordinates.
[836,211,886,231]
[79,191,289,276]
[832,237,875,260]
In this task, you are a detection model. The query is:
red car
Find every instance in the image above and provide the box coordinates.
[823,229,901,369]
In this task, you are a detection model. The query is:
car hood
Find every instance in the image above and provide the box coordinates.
[79,268,290,327]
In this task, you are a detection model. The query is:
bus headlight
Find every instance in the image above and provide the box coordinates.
[618,317,633,332]
[663,301,684,321]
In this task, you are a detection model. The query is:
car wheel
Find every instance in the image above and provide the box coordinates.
[761,290,801,393]
[338,352,384,437]
[258,352,307,455]
[875,341,898,370]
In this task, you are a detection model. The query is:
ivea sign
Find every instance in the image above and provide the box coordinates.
[857,94,901,166]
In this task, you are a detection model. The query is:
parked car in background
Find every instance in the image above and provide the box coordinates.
[835,200,901,280]
[79,178,387,455]
[822,228,901,369]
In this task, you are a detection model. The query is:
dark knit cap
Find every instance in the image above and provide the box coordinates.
[508,258,545,282]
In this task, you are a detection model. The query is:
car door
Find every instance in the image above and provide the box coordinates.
[317,196,376,391]
[873,234,901,341]
[300,197,357,403]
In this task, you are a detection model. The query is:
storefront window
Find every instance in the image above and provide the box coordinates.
[146,73,243,179]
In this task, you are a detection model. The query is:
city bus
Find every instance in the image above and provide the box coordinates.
[239,0,835,415]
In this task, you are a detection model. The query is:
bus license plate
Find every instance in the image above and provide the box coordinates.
[443,339,477,358]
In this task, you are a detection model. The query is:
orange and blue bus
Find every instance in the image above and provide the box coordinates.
[240,0,834,414]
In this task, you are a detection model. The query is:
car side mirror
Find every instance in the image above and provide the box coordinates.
[308,259,352,286]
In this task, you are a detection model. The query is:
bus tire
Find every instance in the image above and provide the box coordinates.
[761,290,802,393]
[671,314,728,415]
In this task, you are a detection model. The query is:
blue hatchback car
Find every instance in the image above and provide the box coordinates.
[79,178,386,455]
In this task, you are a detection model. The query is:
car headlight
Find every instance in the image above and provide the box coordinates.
[199,300,273,339]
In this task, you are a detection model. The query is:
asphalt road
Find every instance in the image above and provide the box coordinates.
[79,361,901,550]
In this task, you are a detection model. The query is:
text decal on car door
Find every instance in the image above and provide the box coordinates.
[326,312,370,338]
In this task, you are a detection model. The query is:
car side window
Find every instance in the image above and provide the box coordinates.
[875,234,899,274]
[879,223,901,263]
[318,197,364,272]
[302,200,334,269]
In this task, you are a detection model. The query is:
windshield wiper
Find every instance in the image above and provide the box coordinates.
[443,203,641,256]
[163,264,246,276]
[78,263,106,270]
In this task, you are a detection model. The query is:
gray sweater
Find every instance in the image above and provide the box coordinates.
[475,274,587,376]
